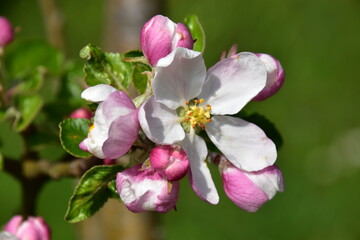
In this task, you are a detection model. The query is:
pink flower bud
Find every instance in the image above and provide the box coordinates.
[4,215,51,240]
[150,145,189,181]
[0,16,14,47]
[141,15,193,66]
[116,164,179,213]
[70,108,92,119]
[252,53,285,101]
[219,159,284,212]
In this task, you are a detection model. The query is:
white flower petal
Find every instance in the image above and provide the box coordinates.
[199,52,267,115]
[206,115,277,171]
[153,48,206,109]
[81,84,117,103]
[244,165,284,199]
[181,130,219,204]
[139,97,185,144]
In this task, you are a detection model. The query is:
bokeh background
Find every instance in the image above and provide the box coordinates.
[1,0,360,239]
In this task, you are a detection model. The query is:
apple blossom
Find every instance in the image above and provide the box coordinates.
[150,145,189,181]
[116,164,179,213]
[3,215,50,240]
[141,15,193,66]
[221,162,284,211]
[139,47,277,204]
[79,84,139,159]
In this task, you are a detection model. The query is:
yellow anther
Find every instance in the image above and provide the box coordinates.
[184,100,212,130]
[88,124,95,133]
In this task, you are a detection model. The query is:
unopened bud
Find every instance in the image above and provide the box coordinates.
[219,158,284,212]
[4,215,51,240]
[116,164,179,213]
[150,145,189,181]
[0,16,14,47]
[253,53,285,101]
[141,15,193,66]
[70,108,92,119]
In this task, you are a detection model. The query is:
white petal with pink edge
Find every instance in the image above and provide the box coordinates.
[199,52,267,115]
[154,48,206,109]
[81,84,117,103]
[206,115,277,171]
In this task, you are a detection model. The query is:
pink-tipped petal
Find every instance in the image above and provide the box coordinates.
[0,16,14,47]
[116,164,179,213]
[27,217,50,240]
[102,110,139,159]
[150,145,190,181]
[206,116,277,172]
[253,53,285,101]
[174,23,194,49]
[199,52,267,115]
[141,15,176,66]
[4,216,23,235]
[220,160,284,212]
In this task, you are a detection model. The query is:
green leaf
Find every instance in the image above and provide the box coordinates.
[132,62,151,94]
[12,67,45,95]
[14,94,43,132]
[65,165,123,223]
[80,44,133,90]
[108,179,120,199]
[59,118,92,158]
[0,121,25,160]
[123,50,144,58]
[4,40,63,78]
[184,15,206,52]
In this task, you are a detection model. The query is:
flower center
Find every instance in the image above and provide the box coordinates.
[184,99,212,130]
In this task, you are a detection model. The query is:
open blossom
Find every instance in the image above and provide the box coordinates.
[116,164,179,213]
[252,53,285,101]
[150,145,189,181]
[139,47,277,204]
[3,215,50,240]
[141,15,193,66]
[79,84,139,159]
[219,157,284,212]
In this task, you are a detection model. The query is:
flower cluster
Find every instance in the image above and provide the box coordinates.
[79,15,285,213]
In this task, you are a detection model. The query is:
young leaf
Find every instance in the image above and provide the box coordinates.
[59,118,92,158]
[4,40,63,78]
[65,165,123,223]
[184,15,206,52]
[14,94,43,132]
[11,67,45,95]
[80,44,133,90]
[132,62,151,94]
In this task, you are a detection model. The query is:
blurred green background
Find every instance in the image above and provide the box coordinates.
[1,0,360,239]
